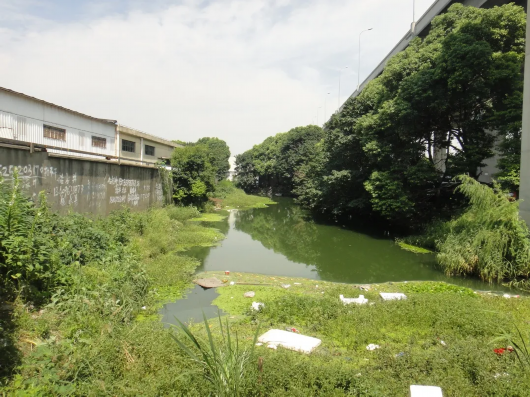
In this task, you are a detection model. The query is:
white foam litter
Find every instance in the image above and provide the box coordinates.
[257,329,321,354]
[380,292,407,301]
[340,294,368,305]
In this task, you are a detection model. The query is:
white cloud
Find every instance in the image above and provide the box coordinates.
[0,0,435,154]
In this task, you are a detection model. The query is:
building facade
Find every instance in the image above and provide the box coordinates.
[0,87,117,159]
[0,87,179,166]
[117,125,180,166]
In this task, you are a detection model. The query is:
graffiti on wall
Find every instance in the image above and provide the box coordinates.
[0,162,162,210]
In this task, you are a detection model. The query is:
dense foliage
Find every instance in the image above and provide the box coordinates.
[171,137,231,206]
[406,176,530,287]
[235,125,324,195]
[239,4,525,229]
[0,174,227,395]
[196,137,231,181]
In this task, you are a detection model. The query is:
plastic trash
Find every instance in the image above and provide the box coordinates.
[380,292,407,301]
[440,340,446,346]
[285,327,300,333]
[294,282,302,285]
[340,294,368,305]
[251,302,264,311]
[409,385,443,397]
[366,344,380,351]
[244,291,255,298]
[229,281,235,285]
[267,344,277,350]
[141,306,146,310]
[225,270,230,275]
[258,329,321,354]
[281,284,291,289]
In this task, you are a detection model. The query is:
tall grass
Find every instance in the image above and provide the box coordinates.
[172,312,259,397]
[0,172,226,395]
[435,175,530,283]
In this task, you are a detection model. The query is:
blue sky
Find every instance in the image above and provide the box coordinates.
[0,0,436,154]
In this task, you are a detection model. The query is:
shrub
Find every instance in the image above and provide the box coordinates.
[436,175,530,283]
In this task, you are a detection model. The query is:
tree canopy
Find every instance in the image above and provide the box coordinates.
[292,4,525,227]
[235,125,324,194]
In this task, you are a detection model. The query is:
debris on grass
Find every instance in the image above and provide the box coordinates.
[258,329,321,354]
[340,294,368,305]
[380,292,407,301]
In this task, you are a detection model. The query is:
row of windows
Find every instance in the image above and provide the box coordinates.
[122,140,156,156]
[42,125,156,155]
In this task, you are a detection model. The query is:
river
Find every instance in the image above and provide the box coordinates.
[160,198,511,324]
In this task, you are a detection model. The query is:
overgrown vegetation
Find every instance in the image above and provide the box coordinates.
[405,176,530,287]
[171,312,260,397]
[207,271,530,396]
[0,173,228,395]
[212,180,276,209]
[171,137,231,207]
[235,125,324,195]
[236,4,526,228]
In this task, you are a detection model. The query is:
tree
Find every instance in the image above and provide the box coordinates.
[235,125,324,195]
[171,144,216,206]
[196,137,231,181]
[302,3,525,226]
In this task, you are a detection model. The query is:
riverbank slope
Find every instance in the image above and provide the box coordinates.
[201,271,530,396]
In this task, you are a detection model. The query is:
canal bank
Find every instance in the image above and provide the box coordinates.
[161,198,517,325]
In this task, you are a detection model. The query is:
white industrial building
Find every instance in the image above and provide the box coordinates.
[0,87,179,165]
[0,87,117,159]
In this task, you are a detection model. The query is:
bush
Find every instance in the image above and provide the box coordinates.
[214,180,237,199]
[435,176,530,283]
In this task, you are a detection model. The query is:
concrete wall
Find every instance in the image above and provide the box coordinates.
[0,89,116,158]
[0,145,164,215]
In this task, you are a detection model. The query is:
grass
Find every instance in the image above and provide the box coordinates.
[203,271,530,396]
[214,188,276,210]
[396,240,433,254]
[0,205,226,396]
[190,213,228,222]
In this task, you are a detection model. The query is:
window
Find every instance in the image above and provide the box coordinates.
[122,139,135,153]
[145,145,155,156]
[92,136,107,148]
[43,125,66,141]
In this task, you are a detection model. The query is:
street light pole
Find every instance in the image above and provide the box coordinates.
[324,92,330,122]
[357,28,373,91]
[411,0,416,33]
[338,66,348,109]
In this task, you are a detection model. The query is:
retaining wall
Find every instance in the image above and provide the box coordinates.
[0,146,164,215]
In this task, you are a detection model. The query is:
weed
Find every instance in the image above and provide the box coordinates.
[171,311,260,397]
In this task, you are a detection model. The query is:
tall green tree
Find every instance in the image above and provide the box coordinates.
[196,137,231,181]
[302,3,525,226]
[235,125,324,194]
[171,144,216,206]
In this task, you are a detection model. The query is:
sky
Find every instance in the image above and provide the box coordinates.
[0,0,436,155]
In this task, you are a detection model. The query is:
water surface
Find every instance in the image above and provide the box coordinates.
[160,198,511,324]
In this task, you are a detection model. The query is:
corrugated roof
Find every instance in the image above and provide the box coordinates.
[0,86,117,125]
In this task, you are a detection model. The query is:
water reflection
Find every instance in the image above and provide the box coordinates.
[188,199,506,290]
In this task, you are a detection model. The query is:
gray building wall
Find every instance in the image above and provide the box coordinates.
[0,146,165,215]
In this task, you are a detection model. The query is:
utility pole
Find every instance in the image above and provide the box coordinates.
[324,92,330,122]
[411,0,416,33]
[519,0,530,224]
[357,28,373,91]
[338,66,348,110]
